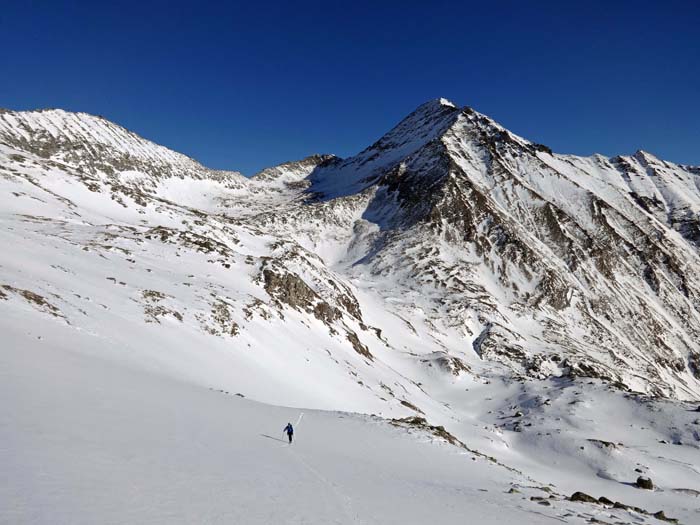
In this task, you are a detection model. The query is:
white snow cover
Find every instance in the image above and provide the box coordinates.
[1,102,700,523]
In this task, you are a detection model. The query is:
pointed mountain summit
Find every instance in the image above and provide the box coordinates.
[1,100,699,401]
[4,99,700,524]
[308,98,462,198]
[276,98,700,399]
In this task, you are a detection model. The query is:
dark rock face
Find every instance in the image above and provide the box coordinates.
[689,353,700,381]
[346,331,372,360]
[636,476,654,490]
[261,262,373,360]
[570,491,598,503]
[262,269,341,324]
[653,510,679,523]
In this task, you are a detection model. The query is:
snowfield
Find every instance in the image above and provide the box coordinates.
[4,320,698,524]
[1,101,700,523]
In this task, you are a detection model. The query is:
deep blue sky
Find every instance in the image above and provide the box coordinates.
[1,1,698,174]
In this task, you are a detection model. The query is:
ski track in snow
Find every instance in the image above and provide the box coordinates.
[287,446,365,525]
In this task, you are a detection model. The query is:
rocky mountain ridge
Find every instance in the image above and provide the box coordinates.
[1,99,699,404]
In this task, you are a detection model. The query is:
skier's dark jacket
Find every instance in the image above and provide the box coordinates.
[284,423,294,435]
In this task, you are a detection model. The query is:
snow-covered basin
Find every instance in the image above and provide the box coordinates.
[1,311,585,525]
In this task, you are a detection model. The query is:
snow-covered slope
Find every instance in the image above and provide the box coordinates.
[0,108,244,181]
[2,102,700,523]
[3,296,699,524]
[4,315,699,525]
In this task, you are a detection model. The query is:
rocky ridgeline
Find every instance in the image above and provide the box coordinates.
[1,100,699,401]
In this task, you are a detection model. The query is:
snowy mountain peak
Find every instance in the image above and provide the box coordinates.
[0,109,246,194]
[2,100,700,404]
[632,149,661,166]
[3,99,700,524]
[307,100,462,198]
[413,97,458,113]
[405,97,461,121]
[0,107,245,184]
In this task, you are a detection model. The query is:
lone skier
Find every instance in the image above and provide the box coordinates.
[283,422,294,444]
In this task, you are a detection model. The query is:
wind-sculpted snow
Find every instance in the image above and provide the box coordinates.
[2,101,700,523]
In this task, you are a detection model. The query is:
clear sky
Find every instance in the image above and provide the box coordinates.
[1,1,698,175]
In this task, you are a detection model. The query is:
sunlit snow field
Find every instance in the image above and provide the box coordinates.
[2,104,700,524]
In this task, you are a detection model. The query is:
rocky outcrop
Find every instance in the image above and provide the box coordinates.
[636,476,654,490]
[262,268,342,325]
